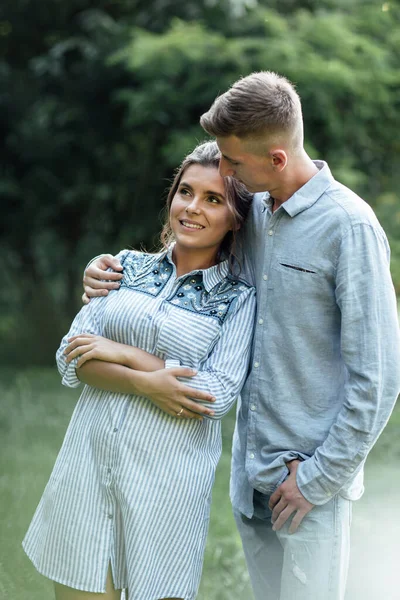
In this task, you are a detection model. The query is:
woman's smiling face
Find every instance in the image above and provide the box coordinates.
[170,164,235,263]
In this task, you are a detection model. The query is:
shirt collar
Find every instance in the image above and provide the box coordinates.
[159,244,230,292]
[261,160,334,217]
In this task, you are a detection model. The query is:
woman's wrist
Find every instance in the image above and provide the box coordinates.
[119,345,139,369]
[128,369,151,397]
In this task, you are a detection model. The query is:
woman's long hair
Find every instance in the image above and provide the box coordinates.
[160,140,253,273]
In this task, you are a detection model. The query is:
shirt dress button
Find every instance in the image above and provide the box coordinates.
[268,230,274,236]
[254,362,260,368]
[249,453,255,459]
[250,404,256,411]
[263,274,268,281]
[258,318,264,325]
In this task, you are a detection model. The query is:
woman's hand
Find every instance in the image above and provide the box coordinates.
[65,334,131,368]
[135,368,216,421]
[82,254,123,304]
[65,335,216,420]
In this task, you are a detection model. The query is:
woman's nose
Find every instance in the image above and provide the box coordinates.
[185,198,201,214]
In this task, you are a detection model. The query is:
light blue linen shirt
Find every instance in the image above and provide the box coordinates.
[231,160,400,516]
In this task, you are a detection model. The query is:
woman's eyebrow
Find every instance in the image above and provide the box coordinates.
[179,181,193,190]
[205,190,225,199]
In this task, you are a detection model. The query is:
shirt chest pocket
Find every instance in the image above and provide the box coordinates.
[156,307,222,367]
[271,256,335,308]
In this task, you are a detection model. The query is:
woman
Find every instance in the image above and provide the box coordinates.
[23,141,256,600]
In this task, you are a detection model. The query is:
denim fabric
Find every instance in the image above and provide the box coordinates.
[231,161,400,515]
[234,492,352,600]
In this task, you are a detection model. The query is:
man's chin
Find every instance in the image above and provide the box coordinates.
[234,179,267,193]
[244,183,265,193]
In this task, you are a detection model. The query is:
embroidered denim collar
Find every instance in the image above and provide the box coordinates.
[157,244,230,293]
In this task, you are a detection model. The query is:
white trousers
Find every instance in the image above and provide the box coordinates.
[234,491,352,600]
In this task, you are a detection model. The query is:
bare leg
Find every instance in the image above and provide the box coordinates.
[54,566,122,600]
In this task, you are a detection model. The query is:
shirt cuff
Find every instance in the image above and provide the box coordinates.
[165,359,181,370]
[84,254,103,272]
[61,359,82,388]
[296,459,335,505]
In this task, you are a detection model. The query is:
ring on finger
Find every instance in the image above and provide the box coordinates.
[176,407,184,417]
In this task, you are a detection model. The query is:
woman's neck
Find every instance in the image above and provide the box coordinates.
[172,246,219,278]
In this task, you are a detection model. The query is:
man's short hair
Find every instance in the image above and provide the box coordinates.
[200,71,303,147]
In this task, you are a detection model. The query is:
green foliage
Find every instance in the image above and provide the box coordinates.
[375,193,400,293]
[1,0,399,364]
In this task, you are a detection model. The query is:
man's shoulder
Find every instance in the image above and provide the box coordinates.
[323,180,380,230]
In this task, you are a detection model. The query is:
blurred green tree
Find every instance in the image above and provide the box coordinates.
[0,0,399,365]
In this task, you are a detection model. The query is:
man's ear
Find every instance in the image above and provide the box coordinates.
[271,150,287,171]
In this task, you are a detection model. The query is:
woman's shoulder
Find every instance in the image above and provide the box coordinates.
[117,249,162,271]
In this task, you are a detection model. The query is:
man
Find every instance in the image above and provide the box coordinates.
[83,72,400,599]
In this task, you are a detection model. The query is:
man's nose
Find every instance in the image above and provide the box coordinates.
[219,158,234,177]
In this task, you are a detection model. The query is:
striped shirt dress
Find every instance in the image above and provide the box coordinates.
[23,248,256,600]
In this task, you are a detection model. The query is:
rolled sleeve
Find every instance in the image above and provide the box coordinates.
[59,249,134,388]
[177,288,256,420]
[297,223,400,504]
[56,296,107,388]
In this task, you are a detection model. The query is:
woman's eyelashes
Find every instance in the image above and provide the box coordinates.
[206,195,221,204]
[179,186,191,196]
[178,187,222,205]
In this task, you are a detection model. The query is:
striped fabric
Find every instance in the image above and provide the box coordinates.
[23,248,256,600]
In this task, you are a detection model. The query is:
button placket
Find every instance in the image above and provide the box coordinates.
[246,212,282,475]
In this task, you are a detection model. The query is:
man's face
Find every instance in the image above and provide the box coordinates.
[217,135,278,194]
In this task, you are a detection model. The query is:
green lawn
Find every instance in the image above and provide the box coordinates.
[0,368,399,600]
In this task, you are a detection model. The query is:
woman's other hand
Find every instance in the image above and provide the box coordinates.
[65,334,130,368]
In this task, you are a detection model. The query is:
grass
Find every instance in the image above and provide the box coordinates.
[0,368,399,600]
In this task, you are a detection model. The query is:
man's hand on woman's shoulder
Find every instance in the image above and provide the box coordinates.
[82,254,123,304]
